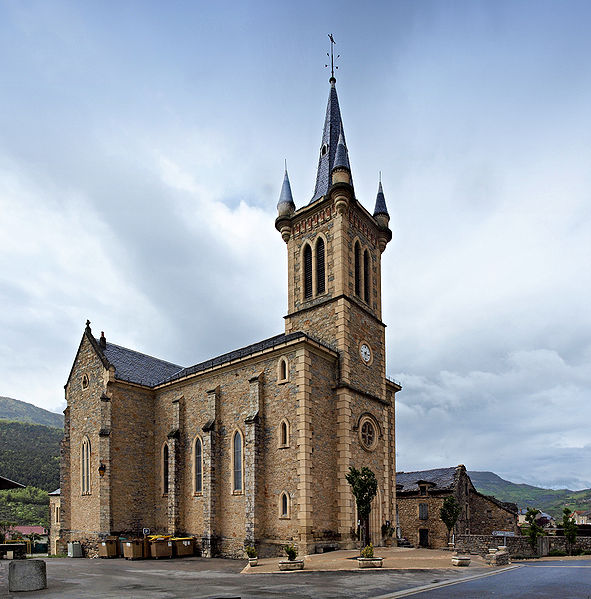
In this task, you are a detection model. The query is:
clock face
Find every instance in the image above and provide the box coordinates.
[360,343,371,363]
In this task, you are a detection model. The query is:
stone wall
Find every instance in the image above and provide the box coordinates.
[397,494,449,548]
[469,493,518,536]
[456,534,591,557]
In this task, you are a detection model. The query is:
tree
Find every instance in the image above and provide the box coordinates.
[0,520,16,543]
[562,508,578,555]
[524,508,544,554]
[440,496,462,544]
[346,466,377,549]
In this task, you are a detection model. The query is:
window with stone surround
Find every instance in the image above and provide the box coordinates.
[419,485,427,496]
[280,491,290,518]
[162,442,169,496]
[354,241,361,297]
[55,505,59,523]
[279,419,290,448]
[419,503,428,520]
[358,415,378,451]
[80,436,91,495]
[316,237,326,294]
[303,243,313,299]
[193,436,203,495]
[232,430,244,494]
[278,357,288,383]
[82,374,89,389]
[363,249,370,303]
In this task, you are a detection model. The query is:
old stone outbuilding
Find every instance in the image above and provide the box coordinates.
[396,465,518,548]
[54,74,401,558]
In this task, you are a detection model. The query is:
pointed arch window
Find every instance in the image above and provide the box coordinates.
[82,374,89,389]
[81,436,91,495]
[316,237,325,295]
[303,244,313,299]
[278,357,288,383]
[194,437,203,495]
[279,419,290,448]
[363,250,370,303]
[232,430,243,493]
[354,241,361,297]
[280,491,290,518]
[162,442,169,495]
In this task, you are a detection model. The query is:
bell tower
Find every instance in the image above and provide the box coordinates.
[275,75,393,398]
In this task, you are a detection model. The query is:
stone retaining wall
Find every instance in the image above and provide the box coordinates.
[456,534,591,557]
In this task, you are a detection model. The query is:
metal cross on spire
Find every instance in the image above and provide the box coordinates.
[325,33,339,81]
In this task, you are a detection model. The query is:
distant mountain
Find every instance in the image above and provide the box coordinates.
[469,471,591,520]
[0,420,61,491]
[0,396,62,428]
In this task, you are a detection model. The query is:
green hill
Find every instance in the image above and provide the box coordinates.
[0,397,62,428]
[469,471,591,520]
[0,420,61,491]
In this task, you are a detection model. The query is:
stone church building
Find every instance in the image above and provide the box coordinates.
[56,75,400,558]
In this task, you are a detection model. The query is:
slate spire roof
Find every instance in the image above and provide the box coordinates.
[311,78,350,203]
[373,181,389,217]
[277,167,295,216]
[333,129,350,172]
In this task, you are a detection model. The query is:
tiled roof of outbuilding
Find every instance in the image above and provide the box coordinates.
[396,467,458,492]
[103,343,183,387]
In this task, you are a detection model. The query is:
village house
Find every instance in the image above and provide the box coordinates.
[396,465,518,548]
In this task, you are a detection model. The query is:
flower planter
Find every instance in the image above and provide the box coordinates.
[451,555,471,567]
[278,559,304,571]
[357,557,383,568]
[248,557,258,567]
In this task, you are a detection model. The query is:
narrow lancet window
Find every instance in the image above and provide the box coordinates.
[304,244,313,299]
[194,437,203,494]
[81,437,91,495]
[363,250,370,303]
[316,237,325,294]
[354,242,361,297]
[233,431,243,492]
[163,443,169,495]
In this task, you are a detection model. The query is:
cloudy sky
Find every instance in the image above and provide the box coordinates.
[1,1,590,490]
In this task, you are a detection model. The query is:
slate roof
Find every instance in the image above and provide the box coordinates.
[277,168,295,215]
[0,475,25,490]
[373,181,389,217]
[311,80,350,203]
[162,332,312,384]
[99,331,328,388]
[102,343,184,387]
[396,467,458,492]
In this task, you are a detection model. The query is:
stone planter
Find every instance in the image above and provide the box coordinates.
[451,555,471,567]
[278,559,304,571]
[248,557,258,567]
[357,557,383,568]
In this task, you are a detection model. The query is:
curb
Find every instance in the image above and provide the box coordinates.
[370,565,522,598]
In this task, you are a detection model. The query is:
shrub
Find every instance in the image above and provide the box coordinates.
[244,545,257,559]
[284,544,297,561]
[360,543,374,558]
[548,549,567,557]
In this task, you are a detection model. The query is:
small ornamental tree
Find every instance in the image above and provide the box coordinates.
[440,496,462,544]
[524,508,544,554]
[346,466,378,549]
[0,520,16,543]
[562,508,578,555]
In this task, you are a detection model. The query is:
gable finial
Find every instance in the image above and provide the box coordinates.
[325,34,339,83]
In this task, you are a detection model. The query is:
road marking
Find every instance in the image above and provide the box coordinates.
[370,565,522,598]
[525,565,591,568]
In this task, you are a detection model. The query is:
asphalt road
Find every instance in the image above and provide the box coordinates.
[403,559,591,599]
[0,557,489,599]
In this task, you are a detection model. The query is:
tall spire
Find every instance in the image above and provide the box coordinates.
[373,180,389,218]
[311,80,349,203]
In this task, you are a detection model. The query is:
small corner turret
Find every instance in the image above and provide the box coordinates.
[275,167,295,243]
[373,180,393,253]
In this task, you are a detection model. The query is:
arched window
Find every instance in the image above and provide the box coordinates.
[194,437,203,494]
[279,419,290,448]
[81,437,91,495]
[303,244,313,299]
[363,250,370,303]
[316,237,325,295]
[278,357,288,383]
[354,241,361,297]
[280,492,290,518]
[232,430,243,493]
[162,443,169,495]
[82,374,89,389]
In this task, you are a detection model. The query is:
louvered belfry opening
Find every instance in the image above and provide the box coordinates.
[304,244,313,299]
[363,250,370,303]
[354,242,361,297]
[316,238,325,294]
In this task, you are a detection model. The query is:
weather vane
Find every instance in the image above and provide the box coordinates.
[325,33,339,80]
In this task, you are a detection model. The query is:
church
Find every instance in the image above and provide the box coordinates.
[57,73,401,558]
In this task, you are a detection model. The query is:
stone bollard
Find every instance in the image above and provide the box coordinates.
[8,559,47,592]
